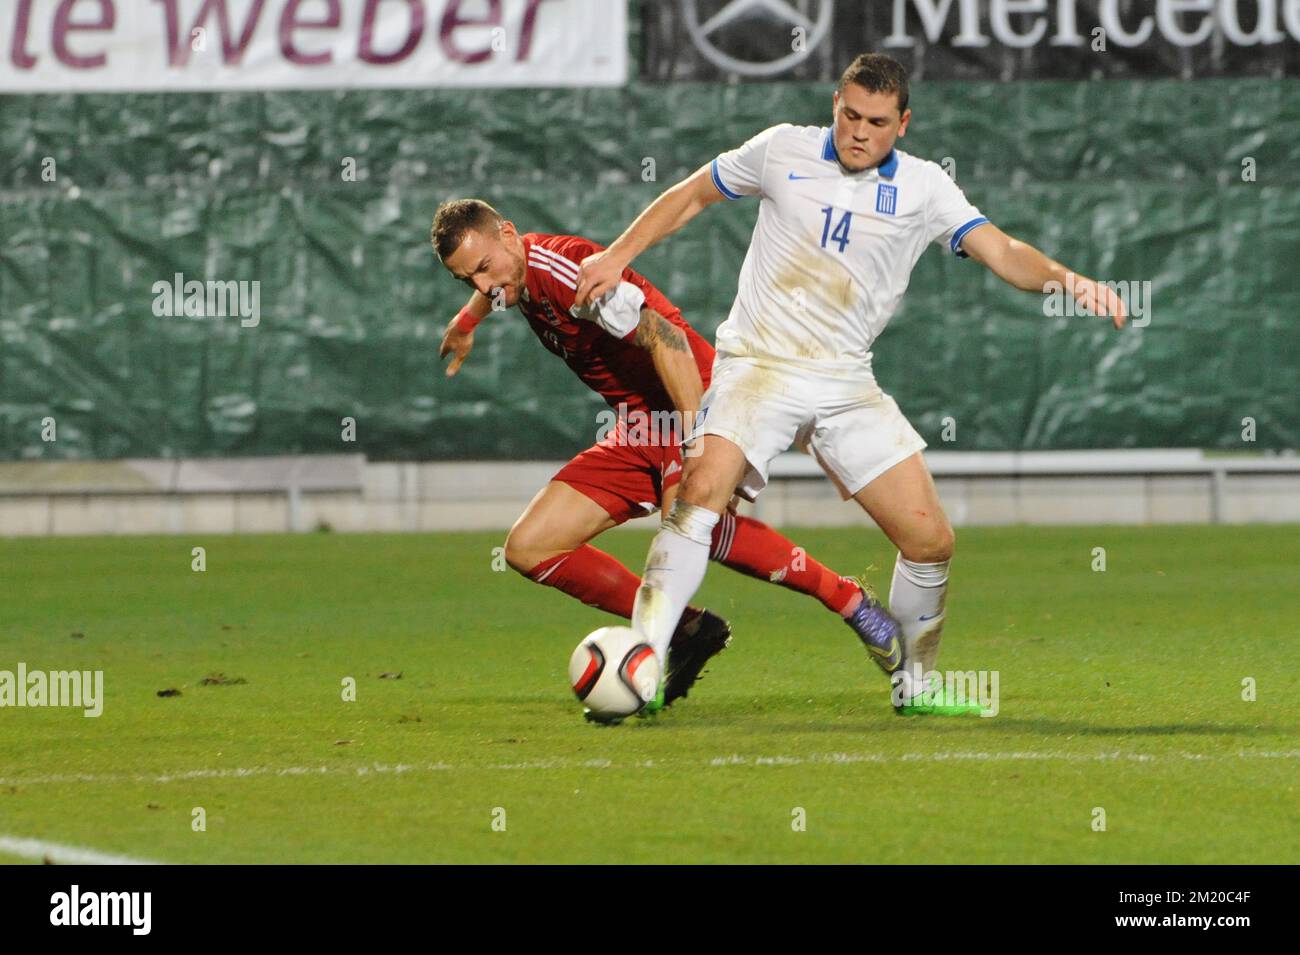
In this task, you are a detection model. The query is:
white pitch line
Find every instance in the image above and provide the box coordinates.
[0,834,159,866]
[710,750,1300,767]
[0,750,1297,788]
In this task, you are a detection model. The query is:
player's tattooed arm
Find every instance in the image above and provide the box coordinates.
[634,309,691,353]
[961,223,1127,329]
[637,308,703,417]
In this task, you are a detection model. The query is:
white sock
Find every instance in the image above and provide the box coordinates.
[889,555,950,699]
[633,501,718,664]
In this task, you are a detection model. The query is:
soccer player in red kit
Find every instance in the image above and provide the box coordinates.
[432,199,904,711]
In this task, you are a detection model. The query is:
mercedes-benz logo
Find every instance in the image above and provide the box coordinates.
[682,0,833,78]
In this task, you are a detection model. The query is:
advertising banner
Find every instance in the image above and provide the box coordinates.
[642,0,1300,81]
[1,0,627,92]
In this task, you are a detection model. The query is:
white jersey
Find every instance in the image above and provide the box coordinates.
[710,123,988,376]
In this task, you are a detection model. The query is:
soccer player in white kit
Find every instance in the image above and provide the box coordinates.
[575,53,1126,711]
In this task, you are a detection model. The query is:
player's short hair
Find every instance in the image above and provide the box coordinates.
[431,199,503,261]
[838,53,909,114]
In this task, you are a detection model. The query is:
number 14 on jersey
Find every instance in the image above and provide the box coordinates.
[819,206,852,253]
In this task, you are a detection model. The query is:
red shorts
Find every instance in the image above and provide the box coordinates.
[552,428,684,524]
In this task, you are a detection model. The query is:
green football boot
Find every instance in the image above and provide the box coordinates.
[893,682,988,717]
[636,682,666,718]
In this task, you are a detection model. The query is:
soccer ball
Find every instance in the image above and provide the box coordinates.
[568,626,661,722]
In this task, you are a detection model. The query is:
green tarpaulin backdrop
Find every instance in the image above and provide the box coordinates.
[1,79,1296,460]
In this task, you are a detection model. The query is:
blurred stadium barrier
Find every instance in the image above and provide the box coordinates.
[2,449,1297,536]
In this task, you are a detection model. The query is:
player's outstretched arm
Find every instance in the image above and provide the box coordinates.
[574,165,727,307]
[960,223,1127,329]
[634,308,705,420]
[439,290,493,377]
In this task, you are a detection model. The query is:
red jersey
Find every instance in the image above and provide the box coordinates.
[517,233,714,415]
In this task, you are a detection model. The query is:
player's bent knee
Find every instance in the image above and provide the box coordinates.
[901,524,955,564]
[935,526,956,563]
[677,479,724,512]
[503,521,554,575]
[501,534,533,574]
[676,464,732,512]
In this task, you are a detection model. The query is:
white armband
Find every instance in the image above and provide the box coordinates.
[569,281,646,338]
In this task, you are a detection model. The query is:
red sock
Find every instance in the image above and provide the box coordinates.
[525,544,640,618]
[710,513,861,616]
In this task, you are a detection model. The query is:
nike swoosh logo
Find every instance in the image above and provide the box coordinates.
[919,613,942,621]
[788,172,815,180]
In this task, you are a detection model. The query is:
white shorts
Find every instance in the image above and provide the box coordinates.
[690,354,927,501]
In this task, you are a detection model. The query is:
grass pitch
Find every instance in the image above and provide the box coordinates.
[0,524,1296,864]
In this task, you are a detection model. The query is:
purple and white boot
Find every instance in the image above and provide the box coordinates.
[844,582,904,675]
